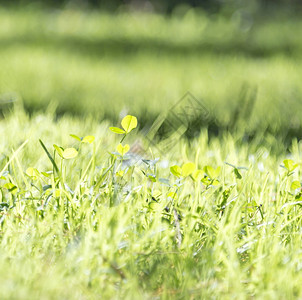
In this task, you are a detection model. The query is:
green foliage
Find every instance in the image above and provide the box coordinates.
[121,115,137,134]
[53,144,64,157]
[170,162,195,178]
[110,115,138,137]
[82,135,95,144]
[291,180,301,190]
[0,111,301,298]
[1,10,302,140]
[69,134,82,142]
[109,127,126,134]
[181,162,195,177]
[192,169,204,181]
[25,167,39,179]
[116,143,130,156]
[62,148,78,159]
[1,7,302,299]
[170,165,182,177]
[204,165,221,179]
[283,159,298,173]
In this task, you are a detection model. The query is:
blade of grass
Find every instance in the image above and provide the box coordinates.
[39,139,59,174]
[0,140,28,179]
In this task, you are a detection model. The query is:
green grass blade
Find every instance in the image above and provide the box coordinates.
[39,139,59,174]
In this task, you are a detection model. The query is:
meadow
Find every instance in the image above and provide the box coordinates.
[0,109,301,299]
[1,8,302,136]
[1,7,302,299]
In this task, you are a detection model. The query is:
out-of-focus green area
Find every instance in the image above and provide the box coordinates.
[1,8,302,139]
[2,0,302,14]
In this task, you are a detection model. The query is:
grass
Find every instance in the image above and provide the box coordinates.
[2,7,302,299]
[0,107,302,299]
[1,8,302,138]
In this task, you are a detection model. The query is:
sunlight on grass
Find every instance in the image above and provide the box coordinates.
[0,108,301,298]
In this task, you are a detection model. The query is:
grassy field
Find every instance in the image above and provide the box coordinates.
[0,108,301,299]
[1,8,302,138]
[2,7,302,299]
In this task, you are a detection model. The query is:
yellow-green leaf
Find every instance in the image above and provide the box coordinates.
[82,135,95,144]
[167,192,178,200]
[63,148,78,159]
[109,127,126,134]
[182,162,195,177]
[192,169,204,181]
[3,182,17,194]
[149,201,161,211]
[170,165,181,177]
[212,179,220,186]
[116,170,124,177]
[201,177,211,185]
[234,168,242,180]
[244,200,258,214]
[54,189,61,197]
[121,115,137,134]
[117,144,130,156]
[284,159,298,172]
[53,144,64,158]
[41,171,52,178]
[291,180,301,190]
[148,174,156,182]
[26,167,39,179]
[204,166,221,179]
[70,134,81,142]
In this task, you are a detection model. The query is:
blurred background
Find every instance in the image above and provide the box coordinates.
[1,0,302,143]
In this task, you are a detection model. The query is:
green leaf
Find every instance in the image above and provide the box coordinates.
[0,202,9,210]
[149,201,161,211]
[182,162,195,177]
[234,168,242,180]
[158,178,170,186]
[291,180,301,190]
[69,134,81,142]
[244,199,258,214]
[117,144,130,156]
[167,192,178,200]
[82,135,95,144]
[148,174,156,182]
[212,179,220,186]
[53,144,64,158]
[121,115,137,134]
[109,127,126,134]
[26,167,39,179]
[214,167,221,178]
[170,165,181,177]
[201,177,211,186]
[204,166,214,178]
[42,184,52,191]
[116,170,124,177]
[3,182,17,193]
[283,159,298,172]
[41,171,52,178]
[63,148,78,159]
[204,166,221,179]
[192,169,204,181]
[54,189,61,197]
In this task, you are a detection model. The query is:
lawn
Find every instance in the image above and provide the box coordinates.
[0,109,301,299]
[1,7,302,299]
[1,8,302,137]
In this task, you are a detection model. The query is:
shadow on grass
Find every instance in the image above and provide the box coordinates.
[0,34,300,58]
[1,34,302,145]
